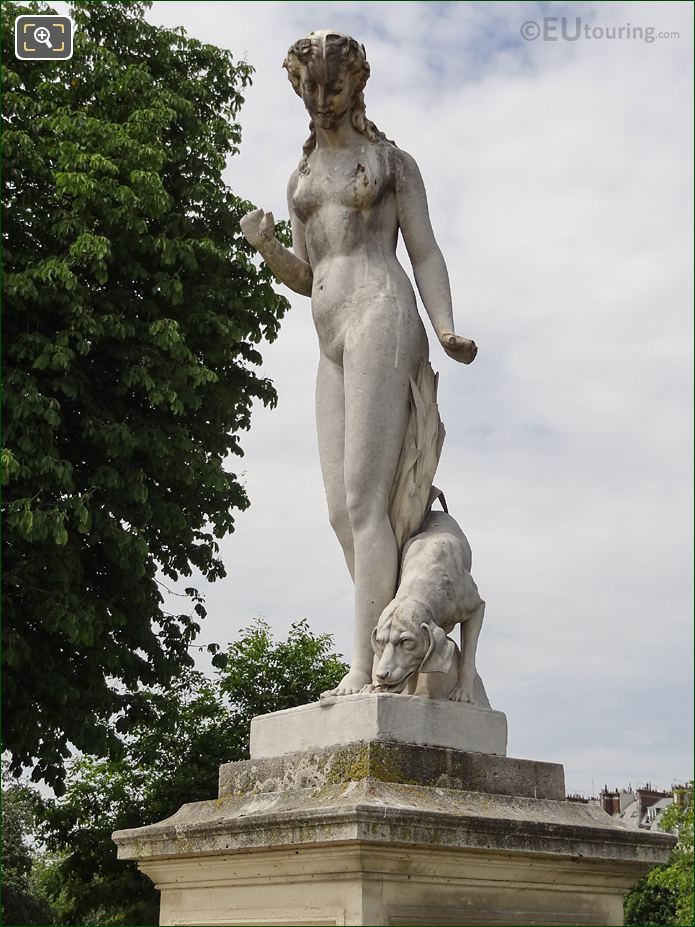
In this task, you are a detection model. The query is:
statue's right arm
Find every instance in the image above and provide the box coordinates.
[238,173,313,298]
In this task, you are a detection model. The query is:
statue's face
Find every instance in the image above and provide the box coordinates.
[297,54,359,129]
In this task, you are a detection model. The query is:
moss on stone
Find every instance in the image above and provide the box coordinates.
[324,743,420,786]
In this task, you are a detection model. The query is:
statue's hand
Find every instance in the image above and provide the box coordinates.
[439,331,478,365]
[240,208,275,250]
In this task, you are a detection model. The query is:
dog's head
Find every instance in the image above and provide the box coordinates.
[371,600,456,693]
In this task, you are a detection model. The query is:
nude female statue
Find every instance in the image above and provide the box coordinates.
[241,31,477,697]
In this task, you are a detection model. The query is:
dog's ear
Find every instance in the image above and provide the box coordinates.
[371,624,384,656]
[419,623,455,674]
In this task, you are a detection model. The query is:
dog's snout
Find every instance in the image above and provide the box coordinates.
[375,669,390,682]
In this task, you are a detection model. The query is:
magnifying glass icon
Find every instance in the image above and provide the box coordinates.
[34,26,53,49]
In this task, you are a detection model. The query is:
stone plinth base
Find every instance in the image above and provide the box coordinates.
[134,844,658,926]
[113,740,674,926]
[250,691,508,758]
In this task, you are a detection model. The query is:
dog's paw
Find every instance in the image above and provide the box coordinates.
[360,683,377,693]
[320,669,372,699]
[448,686,473,703]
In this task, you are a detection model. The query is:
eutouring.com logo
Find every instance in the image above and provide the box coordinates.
[520,17,680,44]
[15,15,74,60]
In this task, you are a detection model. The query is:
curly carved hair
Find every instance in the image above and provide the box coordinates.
[283,31,394,173]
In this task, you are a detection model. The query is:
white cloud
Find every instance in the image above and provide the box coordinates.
[147,1,693,794]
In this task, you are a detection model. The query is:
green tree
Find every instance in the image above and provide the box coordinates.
[624,787,694,926]
[1,764,57,925]
[2,0,289,791]
[38,620,347,926]
[624,871,678,927]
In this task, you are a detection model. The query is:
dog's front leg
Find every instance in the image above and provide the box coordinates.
[449,600,485,703]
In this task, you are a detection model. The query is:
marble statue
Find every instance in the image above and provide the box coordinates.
[241,30,479,699]
[116,50,668,914]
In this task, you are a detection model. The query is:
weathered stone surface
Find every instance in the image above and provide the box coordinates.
[250,691,508,758]
[114,742,675,926]
[114,776,672,865]
[219,741,564,800]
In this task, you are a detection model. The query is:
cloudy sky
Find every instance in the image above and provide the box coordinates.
[143,1,692,796]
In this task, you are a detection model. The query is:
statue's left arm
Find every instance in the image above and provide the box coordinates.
[395,149,477,364]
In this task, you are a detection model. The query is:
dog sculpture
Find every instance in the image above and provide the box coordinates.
[371,509,488,704]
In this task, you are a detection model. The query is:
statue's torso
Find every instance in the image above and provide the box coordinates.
[291,142,425,364]
[293,140,394,213]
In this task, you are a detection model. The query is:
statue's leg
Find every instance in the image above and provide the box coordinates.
[449,598,485,703]
[323,345,415,697]
[316,354,354,579]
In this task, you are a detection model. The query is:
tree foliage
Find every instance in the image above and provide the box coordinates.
[624,787,694,926]
[624,872,678,927]
[1,765,56,926]
[37,620,347,926]
[2,0,289,790]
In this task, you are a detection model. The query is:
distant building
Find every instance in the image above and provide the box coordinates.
[599,784,674,831]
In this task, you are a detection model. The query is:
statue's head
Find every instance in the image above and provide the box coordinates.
[283,30,370,130]
[284,30,391,172]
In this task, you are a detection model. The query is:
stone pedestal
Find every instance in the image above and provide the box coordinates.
[251,691,508,758]
[114,697,674,926]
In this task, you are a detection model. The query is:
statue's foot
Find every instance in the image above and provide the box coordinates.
[448,685,473,703]
[320,669,372,699]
